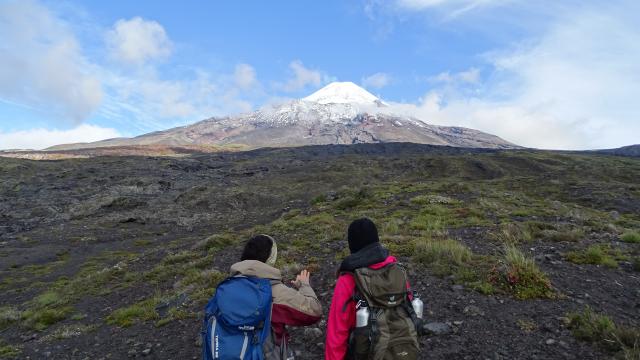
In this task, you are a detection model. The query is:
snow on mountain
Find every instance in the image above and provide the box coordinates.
[303,82,381,105]
[239,82,387,127]
[47,82,519,151]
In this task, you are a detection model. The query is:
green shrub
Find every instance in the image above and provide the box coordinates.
[156,308,192,327]
[410,214,446,235]
[414,238,472,275]
[569,307,616,345]
[134,239,153,246]
[107,297,160,327]
[493,223,532,244]
[546,228,584,242]
[22,306,73,331]
[310,194,327,205]
[566,245,619,268]
[195,233,237,252]
[35,291,64,307]
[568,307,640,355]
[162,251,199,265]
[621,231,640,243]
[381,219,401,235]
[0,306,21,327]
[176,269,225,290]
[382,235,414,257]
[0,340,21,358]
[335,188,372,210]
[490,245,554,299]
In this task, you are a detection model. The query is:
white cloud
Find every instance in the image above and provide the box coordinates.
[100,66,258,132]
[391,3,640,150]
[396,0,511,17]
[384,93,589,149]
[234,64,257,90]
[0,0,103,123]
[278,60,325,92]
[362,73,392,89]
[106,17,172,65]
[0,124,121,150]
[430,68,480,84]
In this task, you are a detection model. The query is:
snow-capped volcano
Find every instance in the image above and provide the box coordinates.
[48,82,518,151]
[303,81,382,105]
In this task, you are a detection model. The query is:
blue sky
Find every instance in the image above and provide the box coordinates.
[0,0,638,150]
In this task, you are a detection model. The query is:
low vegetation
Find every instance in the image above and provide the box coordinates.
[0,340,21,358]
[413,239,553,299]
[107,297,161,327]
[490,245,554,300]
[568,307,640,358]
[566,244,626,268]
[1,146,640,358]
[621,231,640,243]
[414,237,472,276]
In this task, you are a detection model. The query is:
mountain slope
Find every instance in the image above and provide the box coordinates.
[594,144,640,157]
[48,82,518,151]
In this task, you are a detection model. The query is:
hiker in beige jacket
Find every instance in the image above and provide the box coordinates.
[230,234,322,359]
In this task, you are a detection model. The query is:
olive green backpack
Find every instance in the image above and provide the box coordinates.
[346,263,420,360]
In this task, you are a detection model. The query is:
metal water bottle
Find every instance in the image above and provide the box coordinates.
[355,300,370,327]
[411,291,424,319]
[285,347,295,360]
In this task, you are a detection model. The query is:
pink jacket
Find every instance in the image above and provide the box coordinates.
[325,255,407,360]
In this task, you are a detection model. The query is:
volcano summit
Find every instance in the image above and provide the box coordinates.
[49,82,517,151]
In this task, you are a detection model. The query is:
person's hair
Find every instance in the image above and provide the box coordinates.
[240,235,274,263]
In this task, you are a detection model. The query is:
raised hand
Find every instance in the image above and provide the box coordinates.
[296,269,310,285]
[291,269,310,288]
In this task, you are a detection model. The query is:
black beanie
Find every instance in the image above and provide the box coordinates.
[241,235,273,263]
[347,218,379,254]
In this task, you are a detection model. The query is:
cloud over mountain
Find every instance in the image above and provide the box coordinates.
[0,0,103,123]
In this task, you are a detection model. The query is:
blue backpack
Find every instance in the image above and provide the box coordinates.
[202,276,273,360]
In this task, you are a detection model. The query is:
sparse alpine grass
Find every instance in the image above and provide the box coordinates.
[334,187,373,210]
[0,339,21,358]
[107,296,161,327]
[3,150,640,355]
[413,237,472,276]
[490,245,554,299]
[0,306,21,328]
[545,228,585,242]
[621,231,640,243]
[566,244,622,268]
[41,324,98,341]
[21,306,74,331]
[492,223,533,244]
[568,307,640,358]
[410,194,460,206]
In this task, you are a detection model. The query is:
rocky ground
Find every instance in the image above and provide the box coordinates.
[0,143,639,359]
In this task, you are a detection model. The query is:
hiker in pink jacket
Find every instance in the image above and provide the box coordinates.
[325,219,414,360]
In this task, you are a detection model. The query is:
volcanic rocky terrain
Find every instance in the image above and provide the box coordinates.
[1,143,639,359]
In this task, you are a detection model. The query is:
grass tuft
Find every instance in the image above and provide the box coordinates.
[0,339,21,358]
[106,297,160,327]
[490,245,554,299]
[621,231,640,243]
[566,244,622,268]
[568,307,640,357]
[22,306,73,331]
[414,238,472,276]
